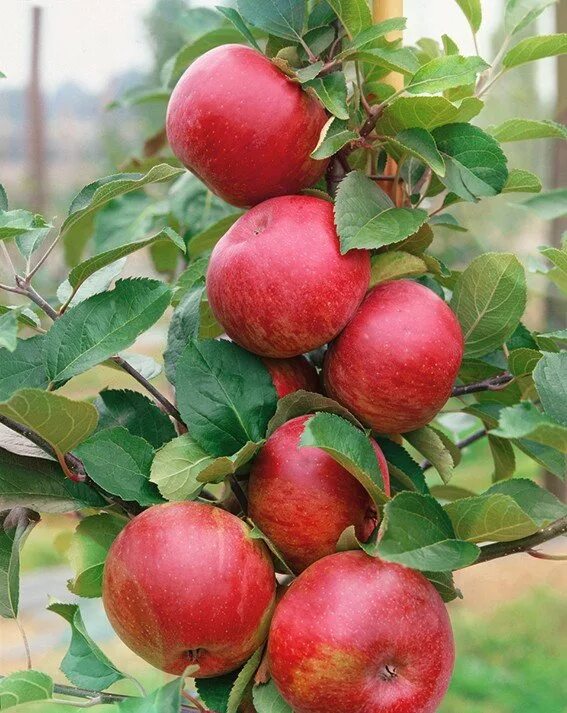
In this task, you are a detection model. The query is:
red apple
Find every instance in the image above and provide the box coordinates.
[268,551,454,713]
[248,416,389,573]
[324,280,463,434]
[166,44,329,208]
[262,356,319,398]
[207,195,371,358]
[102,502,275,677]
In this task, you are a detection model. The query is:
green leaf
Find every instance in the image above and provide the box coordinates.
[425,570,462,603]
[324,0,372,39]
[107,87,170,110]
[60,164,182,256]
[377,96,484,134]
[406,55,488,95]
[503,33,567,69]
[75,428,162,506]
[311,118,358,159]
[539,243,567,293]
[450,253,527,358]
[0,310,18,352]
[197,648,263,713]
[445,479,566,543]
[520,190,567,222]
[176,340,277,457]
[370,251,427,286]
[334,171,428,252]
[454,0,482,33]
[502,168,543,193]
[0,210,52,260]
[57,260,126,310]
[0,185,7,210]
[295,61,324,83]
[488,118,567,142]
[404,427,458,484]
[429,213,468,231]
[505,0,556,35]
[66,228,183,296]
[67,513,126,598]
[215,7,262,51]
[47,600,126,691]
[488,435,516,481]
[374,437,429,494]
[0,448,105,513]
[347,46,420,75]
[95,389,175,450]
[300,412,388,506]
[340,17,406,54]
[0,670,53,709]
[387,128,445,175]
[267,390,364,435]
[172,258,209,306]
[116,677,186,713]
[304,73,349,119]
[431,124,508,201]
[253,679,293,713]
[374,492,480,571]
[188,213,243,258]
[534,352,567,426]
[0,509,38,619]
[44,278,171,383]
[237,0,305,42]
[0,305,41,331]
[0,389,98,462]
[492,402,567,453]
[104,352,163,382]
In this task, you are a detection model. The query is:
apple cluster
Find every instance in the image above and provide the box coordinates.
[102,45,464,713]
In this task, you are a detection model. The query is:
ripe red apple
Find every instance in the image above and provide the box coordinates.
[248,416,389,573]
[102,502,275,677]
[262,356,319,398]
[324,280,463,434]
[268,551,455,713]
[166,44,329,208]
[207,195,371,358]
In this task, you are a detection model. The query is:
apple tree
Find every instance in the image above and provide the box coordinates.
[0,0,566,711]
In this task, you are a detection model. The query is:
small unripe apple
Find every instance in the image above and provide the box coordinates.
[102,502,275,677]
[268,551,455,713]
[262,356,319,398]
[166,44,329,208]
[207,195,371,358]
[324,280,463,433]
[248,416,389,572]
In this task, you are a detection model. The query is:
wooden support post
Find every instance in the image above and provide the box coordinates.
[372,0,404,91]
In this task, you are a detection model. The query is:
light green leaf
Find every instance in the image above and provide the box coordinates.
[0,670,53,709]
[505,0,557,35]
[347,46,419,75]
[75,428,163,506]
[520,189,567,220]
[377,96,484,135]
[387,127,445,175]
[0,509,38,619]
[237,0,305,42]
[304,73,349,120]
[149,434,208,501]
[503,33,567,69]
[502,168,543,193]
[0,447,106,513]
[324,0,372,39]
[47,600,126,691]
[67,514,126,598]
[488,434,516,481]
[404,427,458,484]
[334,171,428,252]
[0,210,52,261]
[44,278,171,383]
[370,251,427,286]
[0,389,98,461]
[374,492,480,571]
[492,401,567,453]
[429,213,468,230]
[454,0,482,33]
[488,118,567,142]
[0,310,18,353]
[406,55,489,95]
[534,352,567,426]
[431,124,508,201]
[116,677,187,713]
[253,680,293,713]
[95,389,175,450]
[295,61,324,83]
[508,347,542,378]
[539,243,567,293]
[311,118,358,159]
[450,253,527,358]
[215,6,262,51]
[339,17,406,55]
[176,340,277,457]
[300,412,389,506]
[188,213,243,258]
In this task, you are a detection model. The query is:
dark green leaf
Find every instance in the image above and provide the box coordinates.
[44,278,171,383]
[196,648,263,713]
[533,352,567,426]
[0,508,38,618]
[237,0,305,42]
[176,340,277,457]
[374,437,429,494]
[487,435,516,481]
[404,427,458,484]
[304,73,349,119]
[215,7,262,51]
[387,127,445,175]
[324,0,372,39]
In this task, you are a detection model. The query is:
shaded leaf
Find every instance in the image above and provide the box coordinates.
[0,509,38,618]
[533,351,567,426]
[404,427,458,483]
[267,390,364,435]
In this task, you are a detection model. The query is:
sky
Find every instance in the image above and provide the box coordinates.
[0,0,557,95]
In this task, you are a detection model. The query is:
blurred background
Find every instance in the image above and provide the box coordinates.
[1,1,566,711]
